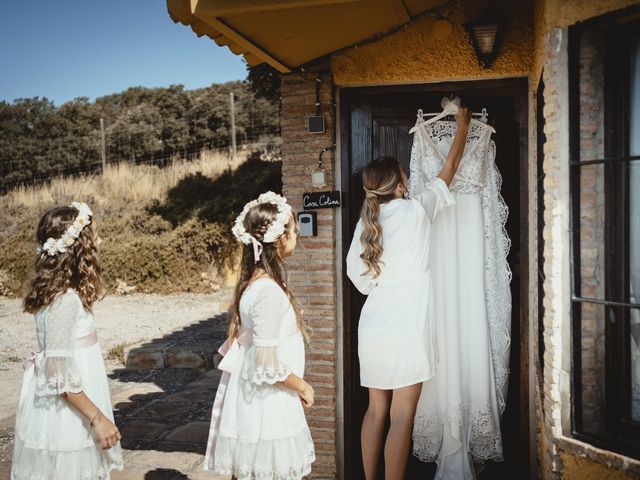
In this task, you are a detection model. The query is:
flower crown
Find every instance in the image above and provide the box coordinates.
[232,192,292,262]
[36,202,94,257]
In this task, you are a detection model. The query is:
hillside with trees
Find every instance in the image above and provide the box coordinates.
[0,79,280,191]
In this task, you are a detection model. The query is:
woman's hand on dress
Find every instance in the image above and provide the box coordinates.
[299,383,315,408]
[91,413,121,449]
[456,106,472,129]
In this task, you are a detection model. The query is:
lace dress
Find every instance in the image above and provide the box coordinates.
[204,278,315,479]
[346,181,454,389]
[11,289,123,480]
[409,119,512,479]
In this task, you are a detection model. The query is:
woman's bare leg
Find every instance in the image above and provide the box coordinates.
[384,383,423,480]
[361,388,392,480]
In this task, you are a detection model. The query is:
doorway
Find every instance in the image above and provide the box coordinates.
[338,78,529,479]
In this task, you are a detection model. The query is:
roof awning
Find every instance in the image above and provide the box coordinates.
[167,0,447,73]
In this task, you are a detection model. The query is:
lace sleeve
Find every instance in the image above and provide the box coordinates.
[481,139,512,415]
[35,292,84,396]
[240,282,293,385]
[408,125,425,199]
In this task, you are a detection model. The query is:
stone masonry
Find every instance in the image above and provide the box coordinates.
[541,26,573,480]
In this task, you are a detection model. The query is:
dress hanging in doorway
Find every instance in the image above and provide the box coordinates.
[408,97,512,479]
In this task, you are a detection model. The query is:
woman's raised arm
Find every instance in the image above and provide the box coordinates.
[437,106,472,186]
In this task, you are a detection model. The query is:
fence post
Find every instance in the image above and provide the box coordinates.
[229,92,237,168]
[100,118,107,173]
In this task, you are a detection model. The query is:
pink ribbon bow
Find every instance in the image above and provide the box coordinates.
[23,351,45,374]
[250,236,264,263]
[203,329,253,469]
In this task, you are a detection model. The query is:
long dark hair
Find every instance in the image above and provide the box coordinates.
[229,202,307,341]
[359,156,404,277]
[24,205,103,313]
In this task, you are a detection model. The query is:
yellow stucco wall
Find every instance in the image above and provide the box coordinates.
[560,452,639,480]
[331,0,639,88]
[546,0,640,28]
[331,0,534,86]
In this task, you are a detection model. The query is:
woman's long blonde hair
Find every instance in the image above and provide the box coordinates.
[359,156,405,278]
[229,202,307,342]
[24,205,103,313]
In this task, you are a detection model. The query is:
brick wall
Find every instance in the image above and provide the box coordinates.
[280,66,338,479]
[576,28,606,436]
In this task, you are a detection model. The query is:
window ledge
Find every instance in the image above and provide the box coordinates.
[557,435,640,476]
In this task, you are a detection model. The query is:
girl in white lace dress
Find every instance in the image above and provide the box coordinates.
[204,192,316,479]
[11,203,123,480]
[346,108,471,480]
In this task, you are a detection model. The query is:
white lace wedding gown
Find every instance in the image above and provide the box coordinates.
[11,289,123,480]
[409,115,512,479]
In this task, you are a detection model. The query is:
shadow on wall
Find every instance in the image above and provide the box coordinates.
[150,153,283,227]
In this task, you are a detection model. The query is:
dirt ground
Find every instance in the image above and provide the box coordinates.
[0,290,232,422]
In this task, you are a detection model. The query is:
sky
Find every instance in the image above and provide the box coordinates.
[0,1,247,105]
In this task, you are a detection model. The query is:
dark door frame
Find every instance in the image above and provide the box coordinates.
[338,77,530,479]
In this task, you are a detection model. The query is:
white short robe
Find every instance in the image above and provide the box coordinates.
[346,178,454,389]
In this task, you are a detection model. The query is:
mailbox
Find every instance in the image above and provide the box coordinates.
[298,211,317,237]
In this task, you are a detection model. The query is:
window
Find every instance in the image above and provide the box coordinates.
[569,7,640,458]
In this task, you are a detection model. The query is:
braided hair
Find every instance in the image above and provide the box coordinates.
[229,202,307,342]
[359,156,404,277]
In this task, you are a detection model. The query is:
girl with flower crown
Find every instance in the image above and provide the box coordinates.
[204,191,316,479]
[11,203,123,480]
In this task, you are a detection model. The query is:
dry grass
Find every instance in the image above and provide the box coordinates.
[3,148,248,210]
[0,141,281,297]
[106,341,136,365]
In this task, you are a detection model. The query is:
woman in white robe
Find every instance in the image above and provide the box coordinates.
[346,107,471,480]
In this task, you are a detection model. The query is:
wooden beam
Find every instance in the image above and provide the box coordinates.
[190,10,292,72]
[389,0,410,24]
[191,0,363,16]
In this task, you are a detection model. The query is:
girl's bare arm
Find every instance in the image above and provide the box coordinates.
[63,391,121,449]
[279,373,314,408]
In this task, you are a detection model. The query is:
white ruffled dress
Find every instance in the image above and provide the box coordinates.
[204,278,315,479]
[11,289,123,480]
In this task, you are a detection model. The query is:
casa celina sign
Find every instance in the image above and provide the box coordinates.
[302,191,341,210]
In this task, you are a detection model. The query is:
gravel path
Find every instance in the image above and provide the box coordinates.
[0,290,232,422]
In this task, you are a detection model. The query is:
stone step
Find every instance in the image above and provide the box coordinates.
[124,313,229,370]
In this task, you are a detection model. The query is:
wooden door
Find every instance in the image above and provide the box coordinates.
[339,79,529,479]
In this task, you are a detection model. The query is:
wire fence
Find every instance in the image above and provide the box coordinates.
[1,125,281,193]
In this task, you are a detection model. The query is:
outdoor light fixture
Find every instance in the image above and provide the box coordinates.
[465,15,503,68]
[312,145,334,187]
[308,77,325,133]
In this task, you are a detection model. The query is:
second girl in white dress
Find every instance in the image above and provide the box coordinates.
[204,191,315,480]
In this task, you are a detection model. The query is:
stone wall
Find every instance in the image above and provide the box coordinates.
[541,26,573,480]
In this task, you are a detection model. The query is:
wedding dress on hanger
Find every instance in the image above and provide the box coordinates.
[409,96,512,479]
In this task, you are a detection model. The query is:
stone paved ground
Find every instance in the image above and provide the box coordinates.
[0,313,232,480]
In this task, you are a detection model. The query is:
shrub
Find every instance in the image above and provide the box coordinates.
[0,151,282,297]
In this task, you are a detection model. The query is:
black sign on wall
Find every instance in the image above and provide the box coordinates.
[302,191,341,209]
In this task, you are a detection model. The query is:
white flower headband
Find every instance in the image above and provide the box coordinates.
[36,202,94,257]
[232,191,292,263]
